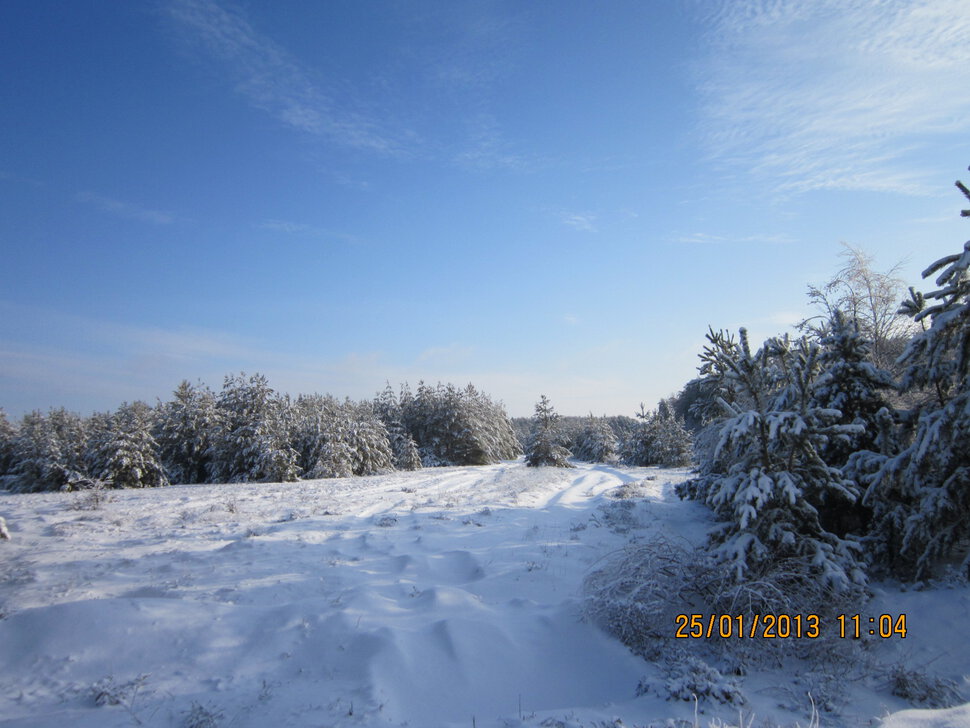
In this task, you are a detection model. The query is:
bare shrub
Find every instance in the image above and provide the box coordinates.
[888,664,963,708]
[583,536,717,660]
[70,478,112,511]
[183,701,223,728]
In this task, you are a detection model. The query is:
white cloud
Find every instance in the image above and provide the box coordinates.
[562,214,597,233]
[166,0,400,153]
[75,191,175,225]
[257,219,360,244]
[677,232,726,245]
[697,0,970,194]
[675,231,792,245]
[452,114,536,172]
[417,344,475,366]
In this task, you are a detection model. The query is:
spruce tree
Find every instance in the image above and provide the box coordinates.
[811,311,895,467]
[649,402,694,468]
[852,178,970,578]
[619,404,657,466]
[678,329,867,604]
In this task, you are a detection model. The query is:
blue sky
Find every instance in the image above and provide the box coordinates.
[2,0,969,418]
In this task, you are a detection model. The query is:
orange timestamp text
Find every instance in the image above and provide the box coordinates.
[674,613,907,639]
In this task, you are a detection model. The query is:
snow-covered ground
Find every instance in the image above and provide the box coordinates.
[0,461,966,727]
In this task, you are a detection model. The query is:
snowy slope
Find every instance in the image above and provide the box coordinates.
[0,461,966,727]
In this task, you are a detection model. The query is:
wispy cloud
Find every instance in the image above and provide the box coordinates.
[562,214,597,233]
[675,231,793,245]
[166,0,400,154]
[417,344,475,366]
[452,114,537,172]
[697,0,970,194]
[257,219,360,244]
[677,232,725,245]
[75,191,175,225]
[0,301,269,415]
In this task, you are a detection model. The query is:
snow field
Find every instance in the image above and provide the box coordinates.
[0,461,967,728]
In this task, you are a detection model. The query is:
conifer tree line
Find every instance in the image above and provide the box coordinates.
[676,173,970,589]
[513,404,693,469]
[0,377,520,492]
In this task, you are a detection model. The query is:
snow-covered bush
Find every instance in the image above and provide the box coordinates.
[182,701,224,728]
[583,537,716,659]
[661,656,745,706]
[525,395,573,468]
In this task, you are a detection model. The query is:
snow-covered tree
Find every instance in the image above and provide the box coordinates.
[649,402,694,468]
[573,414,618,463]
[811,311,896,467]
[208,373,300,483]
[0,408,17,477]
[525,395,573,468]
[82,410,114,480]
[620,403,692,468]
[306,414,355,479]
[290,393,334,475]
[9,408,88,492]
[155,380,217,484]
[803,242,913,373]
[619,404,657,467]
[677,329,867,604]
[345,401,394,476]
[399,381,520,466]
[98,402,168,489]
[851,181,970,578]
[374,385,422,471]
[388,423,422,471]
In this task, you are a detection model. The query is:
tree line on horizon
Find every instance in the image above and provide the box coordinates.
[0,380,522,493]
